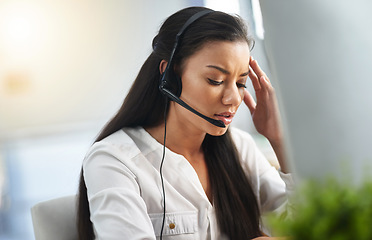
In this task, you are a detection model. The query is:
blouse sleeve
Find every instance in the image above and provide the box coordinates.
[230,128,294,216]
[83,141,156,240]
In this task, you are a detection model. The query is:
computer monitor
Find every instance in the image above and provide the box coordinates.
[259,0,372,184]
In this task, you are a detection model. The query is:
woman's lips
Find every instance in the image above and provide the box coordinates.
[214,112,235,125]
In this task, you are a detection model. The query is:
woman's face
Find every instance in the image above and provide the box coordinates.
[170,40,250,136]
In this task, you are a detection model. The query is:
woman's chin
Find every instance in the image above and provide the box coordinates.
[207,125,229,136]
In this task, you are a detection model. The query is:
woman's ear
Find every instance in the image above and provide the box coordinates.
[159,60,168,74]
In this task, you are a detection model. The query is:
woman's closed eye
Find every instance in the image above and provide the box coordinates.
[208,78,247,89]
[208,78,223,86]
[237,82,247,88]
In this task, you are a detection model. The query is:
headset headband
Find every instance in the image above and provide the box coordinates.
[165,10,214,79]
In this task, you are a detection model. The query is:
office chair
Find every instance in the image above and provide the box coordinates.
[31,195,78,240]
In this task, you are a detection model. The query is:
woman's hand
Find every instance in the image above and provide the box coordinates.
[244,57,282,143]
[244,57,288,172]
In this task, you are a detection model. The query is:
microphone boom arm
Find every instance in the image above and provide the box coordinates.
[160,87,226,128]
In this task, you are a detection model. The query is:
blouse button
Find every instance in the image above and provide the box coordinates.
[169,223,176,229]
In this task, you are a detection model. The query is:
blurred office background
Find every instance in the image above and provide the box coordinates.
[2,0,372,239]
[0,0,270,239]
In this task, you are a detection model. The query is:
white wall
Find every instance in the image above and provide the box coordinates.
[0,0,189,139]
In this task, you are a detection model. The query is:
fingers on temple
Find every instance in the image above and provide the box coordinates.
[249,66,261,91]
[249,57,270,83]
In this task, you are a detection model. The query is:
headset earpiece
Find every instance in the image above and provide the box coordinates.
[159,64,182,97]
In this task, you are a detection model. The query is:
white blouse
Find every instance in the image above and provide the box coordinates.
[83,127,293,240]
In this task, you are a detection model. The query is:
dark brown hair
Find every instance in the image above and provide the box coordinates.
[77,6,261,239]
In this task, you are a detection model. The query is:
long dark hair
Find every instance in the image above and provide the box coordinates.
[77,7,261,239]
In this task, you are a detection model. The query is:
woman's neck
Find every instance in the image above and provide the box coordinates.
[145,121,205,159]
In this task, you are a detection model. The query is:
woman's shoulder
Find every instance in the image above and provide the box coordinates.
[99,127,136,143]
[229,127,256,147]
[93,127,147,146]
[229,127,266,166]
[85,127,142,159]
[85,127,160,161]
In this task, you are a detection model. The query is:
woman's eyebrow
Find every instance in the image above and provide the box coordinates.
[206,65,249,77]
[206,65,230,74]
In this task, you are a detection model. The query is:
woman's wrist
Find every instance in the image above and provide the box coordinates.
[268,137,288,173]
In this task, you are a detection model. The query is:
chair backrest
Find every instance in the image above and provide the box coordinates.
[31,195,78,240]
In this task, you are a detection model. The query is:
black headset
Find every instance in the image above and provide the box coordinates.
[158,9,226,128]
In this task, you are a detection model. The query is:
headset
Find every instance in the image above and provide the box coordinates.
[158,9,226,128]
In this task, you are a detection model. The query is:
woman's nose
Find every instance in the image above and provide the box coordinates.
[222,85,243,106]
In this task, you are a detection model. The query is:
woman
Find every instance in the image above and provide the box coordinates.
[78,6,292,240]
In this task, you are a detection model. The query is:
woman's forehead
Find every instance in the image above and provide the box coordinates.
[183,40,250,70]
